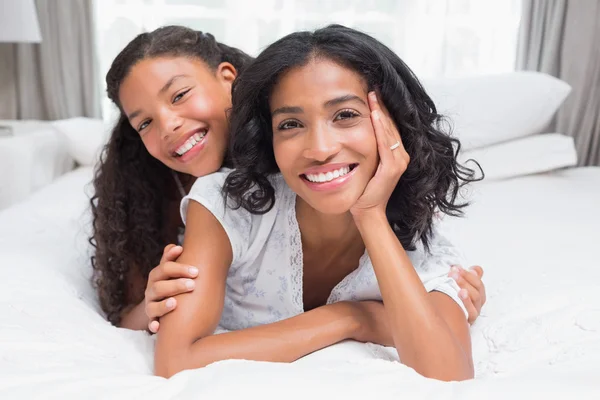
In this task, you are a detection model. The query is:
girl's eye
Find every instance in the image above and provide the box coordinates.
[173,89,191,103]
[278,120,303,130]
[138,119,151,132]
[334,109,360,121]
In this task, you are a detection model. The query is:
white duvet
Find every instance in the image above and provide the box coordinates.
[1,167,599,399]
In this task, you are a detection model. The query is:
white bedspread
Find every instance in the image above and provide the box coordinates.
[1,167,599,399]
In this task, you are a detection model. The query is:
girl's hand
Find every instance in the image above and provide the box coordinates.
[349,301,394,347]
[144,244,199,333]
[350,92,410,218]
[449,265,486,324]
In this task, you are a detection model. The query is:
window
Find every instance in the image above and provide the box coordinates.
[94,0,521,121]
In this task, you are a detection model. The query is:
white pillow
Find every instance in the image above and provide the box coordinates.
[423,72,572,150]
[51,117,109,166]
[458,133,577,182]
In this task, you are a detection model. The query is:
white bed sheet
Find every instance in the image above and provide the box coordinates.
[0,167,599,399]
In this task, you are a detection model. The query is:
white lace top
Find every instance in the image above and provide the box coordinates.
[181,170,467,331]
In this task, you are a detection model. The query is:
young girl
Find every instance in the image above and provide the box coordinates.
[91,26,485,333]
[155,25,482,381]
[90,26,252,328]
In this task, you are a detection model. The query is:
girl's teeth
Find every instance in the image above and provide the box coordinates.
[176,131,206,156]
[305,166,352,183]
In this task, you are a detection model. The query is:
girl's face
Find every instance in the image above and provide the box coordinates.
[119,57,236,177]
[270,58,379,215]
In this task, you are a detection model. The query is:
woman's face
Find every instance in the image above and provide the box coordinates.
[270,58,379,215]
[119,57,236,177]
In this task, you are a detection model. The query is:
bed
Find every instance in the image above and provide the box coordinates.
[0,161,599,399]
[1,72,598,398]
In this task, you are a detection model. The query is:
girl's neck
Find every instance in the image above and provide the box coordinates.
[295,196,364,254]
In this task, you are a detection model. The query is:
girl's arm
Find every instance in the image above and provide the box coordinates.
[154,200,361,378]
[119,301,148,331]
[118,265,148,330]
[118,245,199,332]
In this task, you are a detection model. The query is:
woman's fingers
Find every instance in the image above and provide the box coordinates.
[450,266,481,309]
[458,289,479,325]
[470,265,484,279]
[368,92,407,169]
[369,92,395,166]
[367,91,409,176]
[458,265,486,306]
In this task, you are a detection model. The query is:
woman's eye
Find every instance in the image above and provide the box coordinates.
[334,109,360,121]
[173,89,191,103]
[138,120,151,132]
[278,120,302,130]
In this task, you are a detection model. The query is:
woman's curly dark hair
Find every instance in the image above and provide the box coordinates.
[90,26,252,325]
[225,24,481,252]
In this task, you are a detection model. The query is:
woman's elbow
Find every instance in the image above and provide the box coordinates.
[154,347,199,378]
[155,364,178,379]
[155,355,186,378]
[419,363,474,382]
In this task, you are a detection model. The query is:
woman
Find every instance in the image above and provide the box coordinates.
[155,25,483,381]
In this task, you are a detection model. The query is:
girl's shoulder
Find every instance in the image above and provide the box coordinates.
[187,169,290,203]
[187,168,232,199]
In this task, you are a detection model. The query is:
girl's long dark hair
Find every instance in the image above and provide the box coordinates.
[91,26,252,325]
[224,24,481,251]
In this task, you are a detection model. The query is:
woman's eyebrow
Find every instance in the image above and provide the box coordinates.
[323,94,366,108]
[271,94,366,118]
[272,106,303,117]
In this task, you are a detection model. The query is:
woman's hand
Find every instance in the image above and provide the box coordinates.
[450,265,486,324]
[144,244,199,333]
[350,92,410,218]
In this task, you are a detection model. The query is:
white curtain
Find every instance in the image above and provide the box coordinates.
[94,0,521,122]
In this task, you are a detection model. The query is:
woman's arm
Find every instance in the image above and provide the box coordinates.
[155,200,360,378]
[349,92,473,381]
[355,212,473,381]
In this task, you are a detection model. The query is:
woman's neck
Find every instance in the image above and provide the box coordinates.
[295,196,364,255]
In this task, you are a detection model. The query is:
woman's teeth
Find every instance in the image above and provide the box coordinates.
[305,166,351,183]
[175,131,206,156]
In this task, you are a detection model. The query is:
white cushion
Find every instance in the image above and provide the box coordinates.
[0,120,74,210]
[423,72,572,150]
[458,133,577,181]
[51,117,109,166]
